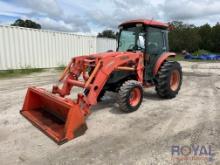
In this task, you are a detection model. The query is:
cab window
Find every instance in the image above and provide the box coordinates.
[147,27,167,55]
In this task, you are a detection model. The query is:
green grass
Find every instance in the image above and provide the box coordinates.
[0,67,44,79]
[168,54,185,61]
[192,49,210,56]
[0,64,67,79]
[55,64,66,71]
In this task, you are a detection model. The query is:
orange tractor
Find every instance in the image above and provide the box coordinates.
[21,19,182,144]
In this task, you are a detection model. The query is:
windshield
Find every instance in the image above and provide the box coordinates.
[118,26,145,52]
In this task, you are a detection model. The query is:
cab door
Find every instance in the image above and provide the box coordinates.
[145,27,168,80]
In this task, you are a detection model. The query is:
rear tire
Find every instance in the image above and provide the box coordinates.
[155,61,182,98]
[118,80,143,112]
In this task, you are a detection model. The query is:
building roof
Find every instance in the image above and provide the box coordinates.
[119,19,168,28]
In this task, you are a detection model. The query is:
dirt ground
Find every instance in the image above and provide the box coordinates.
[0,61,220,165]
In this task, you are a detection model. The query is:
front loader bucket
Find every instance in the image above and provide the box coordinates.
[20,87,87,144]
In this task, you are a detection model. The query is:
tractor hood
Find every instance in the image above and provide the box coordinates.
[89,51,143,59]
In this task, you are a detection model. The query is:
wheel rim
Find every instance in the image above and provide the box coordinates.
[170,70,180,91]
[129,87,141,107]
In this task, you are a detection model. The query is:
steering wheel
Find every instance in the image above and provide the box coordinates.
[135,45,144,51]
[128,44,144,51]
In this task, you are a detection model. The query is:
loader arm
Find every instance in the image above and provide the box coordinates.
[53,52,144,106]
[84,52,144,105]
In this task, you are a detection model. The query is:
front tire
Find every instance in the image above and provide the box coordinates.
[97,90,105,102]
[156,61,182,98]
[118,80,143,112]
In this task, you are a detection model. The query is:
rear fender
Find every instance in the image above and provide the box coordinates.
[153,52,176,76]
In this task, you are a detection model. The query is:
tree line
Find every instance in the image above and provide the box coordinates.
[169,21,220,53]
[11,19,41,29]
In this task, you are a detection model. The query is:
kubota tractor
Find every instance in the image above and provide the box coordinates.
[21,19,182,144]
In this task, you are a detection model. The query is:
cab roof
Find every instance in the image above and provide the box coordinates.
[119,19,168,29]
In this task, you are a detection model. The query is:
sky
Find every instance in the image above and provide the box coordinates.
[0,0,220,34]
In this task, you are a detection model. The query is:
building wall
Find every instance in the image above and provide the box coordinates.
[96,37,116,53]
[0,25,116,70]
